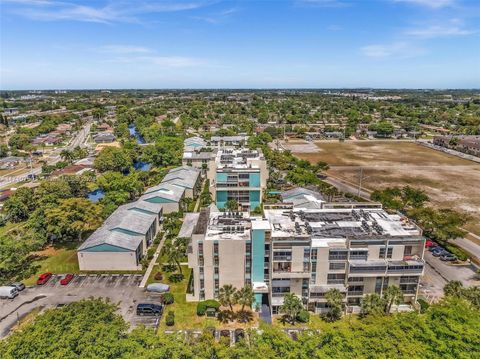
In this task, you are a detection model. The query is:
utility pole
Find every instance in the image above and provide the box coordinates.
[358,167,363,197]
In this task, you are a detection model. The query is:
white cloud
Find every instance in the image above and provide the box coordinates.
[191,7,238,24]
[100,45,153,54]
[406,23,475,38]
[361,42,426,58]
[295,0,350,8]
[393,0,456,9]
[5,0,212,24]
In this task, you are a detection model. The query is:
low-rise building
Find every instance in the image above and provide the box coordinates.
[141,182,185,214]
[161,166,201,198]
[433,135,480,157]
[78,201,163,271]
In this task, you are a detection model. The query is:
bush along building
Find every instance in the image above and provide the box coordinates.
[183,203,425,315]
[207,148,268,211]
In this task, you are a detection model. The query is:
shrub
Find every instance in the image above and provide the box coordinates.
[154,272,163,281]
[163,292,174,305]
[153,235,161,245]
[197,300,221,316]
[417,298,430,313]
[444,244,468,261]
[168,273,184,283]
[203,299,221,310]
[296,309,310,323]
[197,302,207,316]
[147,248,155,260]
[162,264,176,273]
[166,311,175,326]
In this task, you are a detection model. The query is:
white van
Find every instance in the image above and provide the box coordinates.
[0,286,18,299]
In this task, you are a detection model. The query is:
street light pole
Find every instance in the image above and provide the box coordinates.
[358,167,363,197]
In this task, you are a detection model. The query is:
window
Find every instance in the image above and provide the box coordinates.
[327,273,346,284]
[329,262,346,271]
[348,285,364,295]
[310,272,317,284]
[329,250,348,260]
[379,246,393,259]
[214,267,219,275]
[348,277,363,283]
[311,249,318,260]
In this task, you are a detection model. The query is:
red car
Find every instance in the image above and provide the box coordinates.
[37,272,53,285]
[425,240,438,248]
[60,274,74,286]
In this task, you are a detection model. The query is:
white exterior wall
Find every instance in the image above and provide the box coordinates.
[78,251,140,271]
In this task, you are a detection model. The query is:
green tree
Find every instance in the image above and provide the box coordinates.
[280,293,303,324]
[94,147,132,173]
[162,241,183,274]
[383,285,403,314]
[225,199,239,212]
[60,149,74,163]
[322,288,343,322]
[361,293,385,317]
[3,187,36,222]
[44,198,104,242]
[218,284,237,311]
[444,280,464,297]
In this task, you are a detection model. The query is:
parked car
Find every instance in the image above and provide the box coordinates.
[0,286,18,299]
[429,246,444,253]
[37,272,53,285]
[136,303,163,316]
[440,253,457,262]
[60,274,74,285]
[9,282,25,291]
[433,249,449,257]
[146,283,170,293]
[425,240,438,248]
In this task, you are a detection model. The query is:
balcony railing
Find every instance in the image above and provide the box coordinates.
[347,291,364,296]
[273,256,292,261]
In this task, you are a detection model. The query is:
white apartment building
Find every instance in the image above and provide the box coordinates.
[207,148,268,211]
[184,203,425,314]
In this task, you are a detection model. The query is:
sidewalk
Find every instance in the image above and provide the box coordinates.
[139,231,166,288]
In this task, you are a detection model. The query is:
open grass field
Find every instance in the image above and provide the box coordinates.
[290,140,480,236]
[24,245,80,285]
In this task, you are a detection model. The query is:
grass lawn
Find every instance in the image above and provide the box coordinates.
[272,312,359,331]
[156,265,258,331]
[24,245,80,285]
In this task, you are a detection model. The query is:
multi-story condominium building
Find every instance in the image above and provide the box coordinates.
[207,148,268,211]
[184,203,425,314]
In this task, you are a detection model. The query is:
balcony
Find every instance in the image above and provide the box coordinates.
[349,260,387,276]
[347,291,364,296]
[272,270,311,279]
[387,260,424,275]
[273,256,292,262]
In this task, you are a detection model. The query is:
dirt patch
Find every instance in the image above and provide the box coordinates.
[293,141,480,236]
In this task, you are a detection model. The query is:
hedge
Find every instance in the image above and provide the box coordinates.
[196,300,221,316]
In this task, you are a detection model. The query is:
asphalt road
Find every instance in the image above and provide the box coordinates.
[0,274,161,338]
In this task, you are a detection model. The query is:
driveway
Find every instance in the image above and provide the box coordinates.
[0,274,162,338]
[419,251,479,302]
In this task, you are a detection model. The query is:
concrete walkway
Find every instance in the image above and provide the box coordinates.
[139,232,166,288]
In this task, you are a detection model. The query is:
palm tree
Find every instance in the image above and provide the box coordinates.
[383,285,403,314]
[323,288,343,322]
[280,293,303,324]
[360,293,384,317]
[235,286,254,312]
[163,241,183,274]
[218,284,237,311]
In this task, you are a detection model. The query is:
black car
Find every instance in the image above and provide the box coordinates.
[136,303,163,316]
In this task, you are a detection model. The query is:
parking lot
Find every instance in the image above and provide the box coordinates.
[0,274,161,338]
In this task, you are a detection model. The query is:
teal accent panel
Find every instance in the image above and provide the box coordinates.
[249,173,261,187]
[249,191,261,210]
[80,244,133,252]
[252,229,265,283]
[216,190,227,209]
[216,172,228,183]
[254,293,262,306]
[144,197,175,204]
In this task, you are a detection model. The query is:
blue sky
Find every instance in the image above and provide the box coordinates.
[1,0,479,89]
